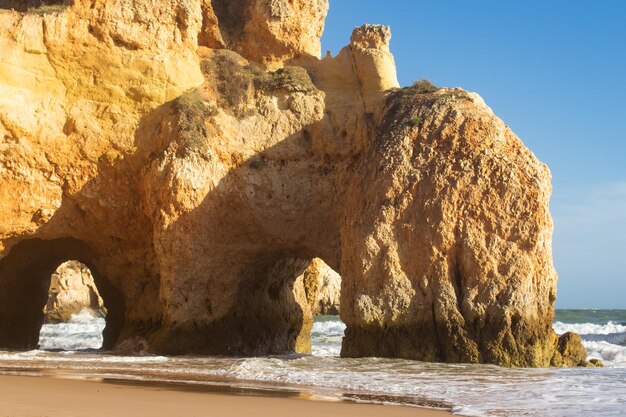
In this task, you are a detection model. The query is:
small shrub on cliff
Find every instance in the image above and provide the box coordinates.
[407,116,424,127]
[387,79,441,109]
[172,90,217,156]
[248,155,268,170]
[257,67,315,93]
[201,52,263,118]
[201,52,315,118]
[410,79,439,94]
[26,4,66,13]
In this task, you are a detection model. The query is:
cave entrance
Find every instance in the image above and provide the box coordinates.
[38,261,108,351]
[0,238,125,351]
[302,259,346,357]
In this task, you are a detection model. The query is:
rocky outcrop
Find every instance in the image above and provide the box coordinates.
[551,332,589,367]
[0,0,586,366]
[43,261,106,323]
[205,0,329,68]
[302,258,341,316]
[339,86,562,366]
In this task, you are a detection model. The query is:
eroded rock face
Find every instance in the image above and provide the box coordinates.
[43,261,106,324]
[340,88,561,366]
[0,0,586,366]
[551,332,588,367]
[204,0,328,67]
[302,258,341,316]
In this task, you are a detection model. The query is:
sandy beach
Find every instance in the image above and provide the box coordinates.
[0,375,451,417]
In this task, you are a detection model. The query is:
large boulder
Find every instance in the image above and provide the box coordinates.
[206,0,329,67]
[551,332,588,367]
[340,87,558,366]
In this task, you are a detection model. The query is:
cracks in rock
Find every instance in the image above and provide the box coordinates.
[346,46,370,135]
[0,115,20,142]
[110,34,139,51]
[451,249,464,315]
[430,300,443,361]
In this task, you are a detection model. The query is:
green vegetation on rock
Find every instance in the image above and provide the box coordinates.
[172,91,217,156]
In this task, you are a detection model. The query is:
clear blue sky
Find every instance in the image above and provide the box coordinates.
[321,1,626,309]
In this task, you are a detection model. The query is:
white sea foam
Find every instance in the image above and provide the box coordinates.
[38,309,105,350]
[312,319,346,335]
[582,341,626,364]
[310,318,345,357]
[553,320,626,366]
[553,321,626,336]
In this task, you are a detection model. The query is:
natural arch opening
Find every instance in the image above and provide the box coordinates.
[301,258,345,357]
[38,261,108,350]
[154,254,344,356]
[0,238,125,351]
[0,0,70,13]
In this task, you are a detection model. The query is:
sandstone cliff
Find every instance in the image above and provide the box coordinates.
[43,260,106,323]
[0,0,586,366]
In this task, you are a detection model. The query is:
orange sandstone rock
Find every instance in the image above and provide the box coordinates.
[43,260,106,324]
[0,0,585,366]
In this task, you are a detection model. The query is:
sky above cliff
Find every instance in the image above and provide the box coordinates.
[321,1,626,308]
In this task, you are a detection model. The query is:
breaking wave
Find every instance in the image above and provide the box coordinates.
[553,320,626,366]
[38,309,105,351]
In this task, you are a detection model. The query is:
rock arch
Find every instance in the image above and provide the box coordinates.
[0,0,588,367]
[148,254,315,355]
[0,238,125,350]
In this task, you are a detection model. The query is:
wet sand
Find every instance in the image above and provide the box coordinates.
[0,375,452,417]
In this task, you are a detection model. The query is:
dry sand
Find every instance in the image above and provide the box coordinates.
[0,375,451,417]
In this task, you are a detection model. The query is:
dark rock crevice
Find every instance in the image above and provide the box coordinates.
[0,0,70,13]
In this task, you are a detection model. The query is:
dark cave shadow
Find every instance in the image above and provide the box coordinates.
[0,238,125,350]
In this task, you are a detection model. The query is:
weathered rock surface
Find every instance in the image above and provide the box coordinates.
[43,260,106,323]
[551,332,589,367]
[206,0,329,68]
[0,0,586,366]
[302,258,341,316]
[338,85,577,366]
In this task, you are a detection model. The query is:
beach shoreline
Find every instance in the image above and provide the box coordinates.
[0,374,452,417]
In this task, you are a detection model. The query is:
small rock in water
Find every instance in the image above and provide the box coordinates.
[589,358,604,367]
[552,332,587,367]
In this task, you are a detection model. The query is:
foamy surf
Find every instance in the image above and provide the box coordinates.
[0,310,624,417]
[38,309,106,351]
[310,316,345,357]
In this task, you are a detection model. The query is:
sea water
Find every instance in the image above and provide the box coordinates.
[1,309,625,416]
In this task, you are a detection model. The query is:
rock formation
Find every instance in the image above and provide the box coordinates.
[0,0,586,366]
[43,260,106,323]
[302,258,341,316]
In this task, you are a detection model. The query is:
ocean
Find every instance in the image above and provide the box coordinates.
[0,309,624,416]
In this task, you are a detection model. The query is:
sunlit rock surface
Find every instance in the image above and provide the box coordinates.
[43,261,106,324]
[0,0,585,366]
